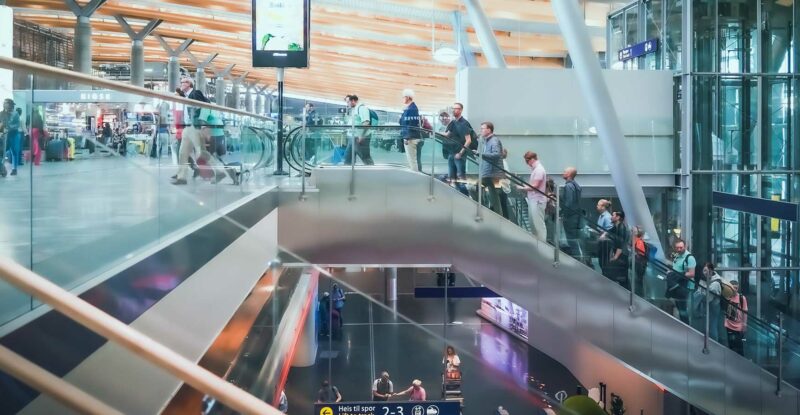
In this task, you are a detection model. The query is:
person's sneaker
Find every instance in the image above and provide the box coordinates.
[10,169,17,176]
[171,178,187,185]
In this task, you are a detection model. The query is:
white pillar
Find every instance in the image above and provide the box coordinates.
[462,0,506,68]
[0,5,12,101]
[551,0,663,256]
[385,268,397,302]
[291,272,318,367]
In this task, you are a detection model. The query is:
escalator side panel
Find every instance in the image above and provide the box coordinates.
[278,167,800,415]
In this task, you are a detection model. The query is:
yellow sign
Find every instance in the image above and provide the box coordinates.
[320,407,334,415]
[772,194,781,232]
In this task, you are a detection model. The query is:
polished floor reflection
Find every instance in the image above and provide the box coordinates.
[284,271,580,414]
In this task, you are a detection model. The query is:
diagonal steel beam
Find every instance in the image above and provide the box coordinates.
[186,51,218,69]
[115,16,163,41]
[63,0,106,17]
[461,0,506,68]
[155,35,194,57]
[213,64,235,79]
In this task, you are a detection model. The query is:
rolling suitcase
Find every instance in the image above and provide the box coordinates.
[45,139,65,161]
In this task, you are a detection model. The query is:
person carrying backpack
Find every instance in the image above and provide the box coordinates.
[343,94,375,165]
[724,280,747,356]
[666,239,697,324]
[632,226,649,295]
[700,262,732,342]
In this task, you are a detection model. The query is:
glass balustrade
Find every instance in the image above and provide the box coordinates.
[285,124,799,389]
[0,67,276,326]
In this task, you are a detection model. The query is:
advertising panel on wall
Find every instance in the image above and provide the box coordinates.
[478,297,529,340]
[251,0,310,68]
[0,5,13,101]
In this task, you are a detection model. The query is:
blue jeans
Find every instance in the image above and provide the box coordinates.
[447,153,468,195]
[7,131,22,170]
[447,153,466,179]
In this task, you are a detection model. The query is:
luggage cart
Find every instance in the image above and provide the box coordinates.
[442,368,464,410]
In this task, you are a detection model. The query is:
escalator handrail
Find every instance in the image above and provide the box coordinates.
[284,125,798,346]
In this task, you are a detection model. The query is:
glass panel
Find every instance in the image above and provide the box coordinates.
[644,0,664,70]
[0,70,274,326]
[692,76,716,170]
[763,78,792,170]
[609,13,625,70]
[664,0,683,70]
[624,6,640,70]
[718,0,758,73]
[693,0,716,72]
[763,0,793,74]
[0,74,33,324]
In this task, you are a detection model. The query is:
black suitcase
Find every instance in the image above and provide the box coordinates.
[46,139,65,161]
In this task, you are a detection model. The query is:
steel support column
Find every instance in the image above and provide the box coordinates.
[255,89,264,115]
[461,0,506,68]
[230,72,248,109]
[64,0,106,74]
[212,64,235,107]
[186,51,218,95]
[275,68,287,175]
[115,16,163,87]
[245,83,255,113]
[451,11,476,69]
[680,0,694,250]
[155,35,193,92]
[551,0,663,255]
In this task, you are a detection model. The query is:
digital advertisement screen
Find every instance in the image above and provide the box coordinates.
[251,0,310,68]
[479,297,529,340]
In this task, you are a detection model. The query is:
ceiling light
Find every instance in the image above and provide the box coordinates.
[433,46,459,64]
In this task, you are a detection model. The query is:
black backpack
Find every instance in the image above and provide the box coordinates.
[467,123,478,151]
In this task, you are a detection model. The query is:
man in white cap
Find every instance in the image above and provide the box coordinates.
[399,88,422,171]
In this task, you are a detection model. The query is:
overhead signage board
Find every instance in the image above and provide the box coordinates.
[618,38,658,62]
[31,90,144,103]
[314,401,461,415]
[252,0,310,68]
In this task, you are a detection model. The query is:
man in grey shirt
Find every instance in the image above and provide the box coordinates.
[479,121,505,216]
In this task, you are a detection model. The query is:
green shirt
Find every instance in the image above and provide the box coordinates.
[198,108,224,137]
[672,251,696,274]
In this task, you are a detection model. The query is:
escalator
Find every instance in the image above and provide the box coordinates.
[281,125,800,415]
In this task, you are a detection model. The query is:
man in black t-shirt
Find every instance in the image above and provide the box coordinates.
[443,102,474,194]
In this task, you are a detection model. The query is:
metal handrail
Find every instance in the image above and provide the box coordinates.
[0,56,275,122]
[0,258,282,415]
[284,124,798,344]
[0,344,122,415]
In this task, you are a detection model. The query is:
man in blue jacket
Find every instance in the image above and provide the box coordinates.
[479,121,505,216]
[399,88,422,171]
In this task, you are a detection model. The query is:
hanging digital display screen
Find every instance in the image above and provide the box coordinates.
[251,0,310,68]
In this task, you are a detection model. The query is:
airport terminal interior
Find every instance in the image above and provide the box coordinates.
[0,0,798,414]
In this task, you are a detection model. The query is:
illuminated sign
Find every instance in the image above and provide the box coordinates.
[618,38,658,62]
[314,402,460,415]
[252,0,310,68]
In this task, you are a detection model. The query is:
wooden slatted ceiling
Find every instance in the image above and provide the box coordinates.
[9,0,614,110]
